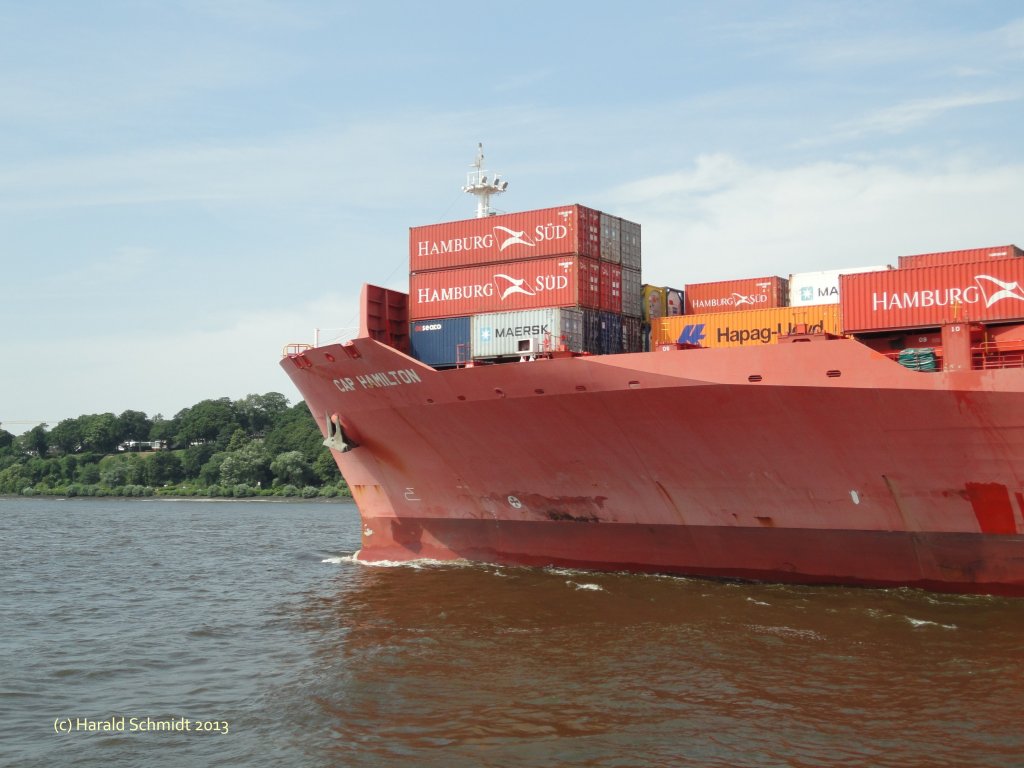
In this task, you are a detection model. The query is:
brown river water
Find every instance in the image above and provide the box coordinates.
[2,497,1021,767]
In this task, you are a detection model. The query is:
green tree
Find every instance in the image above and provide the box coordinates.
[182,443,215,479]
[149,414,177,444]
[59,455,79,482]
[264,406,324,462]
[270,450,311,487]
[149,451,183,485]
[125,455,149,485]
[175,398,239,448]
[0,428,14,451]
[19,424,49,457]
[100,461,130,487]
[0,463,30,494]
[76,463,101,484]
[199,452,228,486]
[117,410,152,442]
[81,413,120,453]
[312,451,342,485]
[49,418,83,454]
[219,442,270,487]
[236,392,290,434]
[226,428,248,452]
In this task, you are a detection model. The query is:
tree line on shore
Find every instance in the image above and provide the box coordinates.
[0,393,349,499]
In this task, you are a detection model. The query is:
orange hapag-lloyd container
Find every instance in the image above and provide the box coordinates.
[409,204,601,272]
[651,305,841,348]
[897,244,1023,270]
[684,276,788,314]
[840,257,1024,333]
[409,255,600,320]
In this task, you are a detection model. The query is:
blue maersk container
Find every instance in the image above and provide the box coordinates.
[409,316,471,367]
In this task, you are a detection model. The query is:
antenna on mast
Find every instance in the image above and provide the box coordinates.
[462,142,508,218]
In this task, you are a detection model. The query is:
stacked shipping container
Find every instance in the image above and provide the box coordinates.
[651,305,842,349]
[896,244,1022,270]
[839,256,1024,333]
[641,285,685,322]
[407,210,1023,364]
[409,204,600,271]
[788,265,890,307]
[408,205,643,364]
[651,244,1022,353]
[683,276,789,314]
[836,246,1024,366]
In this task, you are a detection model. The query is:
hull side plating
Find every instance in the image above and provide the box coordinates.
[283,337,1024,594]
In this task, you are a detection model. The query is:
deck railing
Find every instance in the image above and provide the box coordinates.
[882,341,1024,371]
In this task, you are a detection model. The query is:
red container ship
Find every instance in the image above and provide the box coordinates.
[281,148,1024,596]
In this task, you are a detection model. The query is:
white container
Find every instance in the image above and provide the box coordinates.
[471,308,584,358]
[788,265,890,306]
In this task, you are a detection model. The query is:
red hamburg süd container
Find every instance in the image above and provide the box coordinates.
[840,257,1024,332]
[599,262,622,313]
[410,255,598,320]
[409,204,600,272]
[684,276,788,314]
[897,244,1023,270]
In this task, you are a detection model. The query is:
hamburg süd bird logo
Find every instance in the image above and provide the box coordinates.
[493,274,537,300]
[732,292,755,307]
[494,226,536,252]
[975,274,1024,308]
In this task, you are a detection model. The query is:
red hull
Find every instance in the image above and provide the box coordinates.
[282,335,1024,595]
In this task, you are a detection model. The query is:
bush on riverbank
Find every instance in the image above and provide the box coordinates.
[0,393,352,499]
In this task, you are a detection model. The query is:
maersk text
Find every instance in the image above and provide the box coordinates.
[495,324,550,337]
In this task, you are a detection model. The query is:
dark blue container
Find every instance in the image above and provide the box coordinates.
[583,310,624,355]
[599,311,623,354]
[409,316,471,367]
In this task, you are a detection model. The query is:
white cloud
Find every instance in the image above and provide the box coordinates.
[995,17,1024,55]
[56,247,160,291]
[609,154,1024,285]
[0,292,359,432]
[827,91,1022,141]
[0,113,521,213]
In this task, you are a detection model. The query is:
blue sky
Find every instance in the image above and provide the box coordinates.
[2,1,1023,432]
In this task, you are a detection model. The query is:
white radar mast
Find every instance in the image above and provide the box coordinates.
[462,142,508,218]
